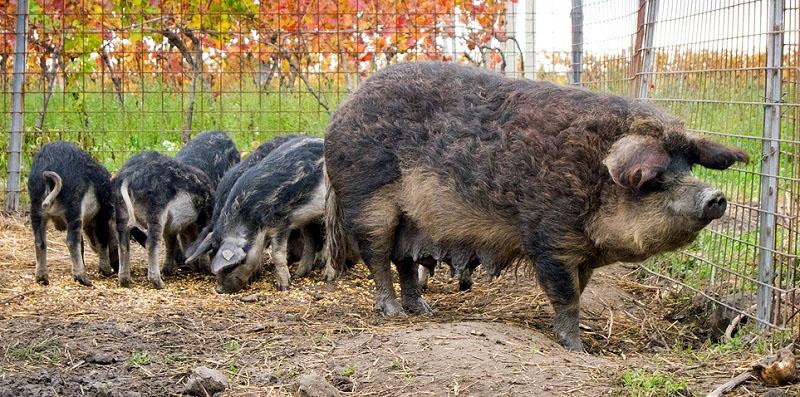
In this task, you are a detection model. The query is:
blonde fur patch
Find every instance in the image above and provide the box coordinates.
[397,168,525,263]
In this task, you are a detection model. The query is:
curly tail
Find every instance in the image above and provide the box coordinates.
[323,165,355,278]
[120,179,146,233]
[41,171,62,210]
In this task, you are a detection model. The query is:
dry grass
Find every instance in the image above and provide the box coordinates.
[0,214,797,396]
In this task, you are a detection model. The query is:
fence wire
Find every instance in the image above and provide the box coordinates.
[570,0,799,341]
[1,1,798,341]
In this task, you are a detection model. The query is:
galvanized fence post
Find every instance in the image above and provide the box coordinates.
[757,0,784,330]
[524,0,536,80]
[637,0,659,99]
[504,0,518,77]
[5,0,30,212]
[570,0,583,86]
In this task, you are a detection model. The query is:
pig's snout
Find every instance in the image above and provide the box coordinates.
[702,190,727,221]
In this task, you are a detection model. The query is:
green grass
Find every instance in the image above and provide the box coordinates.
[162,352,188,367]
[9,338,61,364]
[0,79,341,204]
[340,366,356,377]
[223,339,241,352]
[621,368,692,397]
[127,351,152,367]
[226,360,239,376]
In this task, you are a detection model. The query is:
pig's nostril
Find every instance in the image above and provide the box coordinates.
[703,193,727,220]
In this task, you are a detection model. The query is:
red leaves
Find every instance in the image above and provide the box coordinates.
[16,0,510,91]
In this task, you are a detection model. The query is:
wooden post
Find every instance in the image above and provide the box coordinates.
[756,0,784,330]
[629,0,647,97]
[524,0,536,80]
[570,0,583,86]
[637,0,659,99]
[5,0,29,212]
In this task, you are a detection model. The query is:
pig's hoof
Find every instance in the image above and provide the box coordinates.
[458,280,473,291]
[119,277,133,288]
[558,336,586,353]
[403,297,433,315]
[277,284,289,292]
[378,298,406,317]
[36,275,49,286]
[99,266,115,277]
[148,275,165,290]
[162,265,175,277]
[74,274,93,287]
[293,266,312,278]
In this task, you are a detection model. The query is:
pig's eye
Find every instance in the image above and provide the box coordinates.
[638,174,667,194]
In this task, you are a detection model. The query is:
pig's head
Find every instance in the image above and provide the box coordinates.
[587,117,749,263]
[211,233,265,294]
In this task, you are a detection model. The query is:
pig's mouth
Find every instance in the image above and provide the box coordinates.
[215,276,246,294]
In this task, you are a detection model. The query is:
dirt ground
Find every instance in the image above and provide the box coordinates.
[0,214,797,396]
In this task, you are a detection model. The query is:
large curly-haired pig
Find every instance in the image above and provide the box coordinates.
[324,61,749,351]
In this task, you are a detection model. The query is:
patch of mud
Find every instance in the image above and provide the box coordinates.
[329,321,616,396]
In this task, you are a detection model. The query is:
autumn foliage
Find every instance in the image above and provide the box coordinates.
[0,0,515,99]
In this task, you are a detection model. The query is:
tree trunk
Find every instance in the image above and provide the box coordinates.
[0,54,8,91]
[162,27,202,143]
[34,46,61,131]
[99,47,125,107]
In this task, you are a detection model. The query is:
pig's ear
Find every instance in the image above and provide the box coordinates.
[691,138,750,170]
[210,242,246,275]
[185,232,213,264]
[603,135,670,190]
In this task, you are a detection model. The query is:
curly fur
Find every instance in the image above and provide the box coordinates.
[323,61,748,350]
[28,141,119,286]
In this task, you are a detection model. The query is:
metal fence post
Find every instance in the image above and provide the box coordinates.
[5,0,30,212]
[524,0,536,80]
[637,0,659,99]
[504,0,518,77]
[570,0,583,86]
[757,0,784,330]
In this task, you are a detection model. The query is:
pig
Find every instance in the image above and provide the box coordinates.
[114,151,214,289]
[323,61,748,351]
[175,130,241,189]
[184,134,303,262]
[126,130,239,270]
[27,141,119,286]
[187,137,326,293]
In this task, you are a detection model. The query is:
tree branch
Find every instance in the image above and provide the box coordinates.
[98,42,125,107]
[282,52,330,114]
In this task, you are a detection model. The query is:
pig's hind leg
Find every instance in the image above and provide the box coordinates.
[162,234,179,276]
[31,210,49,285]
[396,257,433,314]
[65,211,92,286]
[85,220,114,277]
[145,221,166,289]
[293,225,318,278]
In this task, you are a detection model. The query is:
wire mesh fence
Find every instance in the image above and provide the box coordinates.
[1,1,798,341]
[569,0,799,342]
